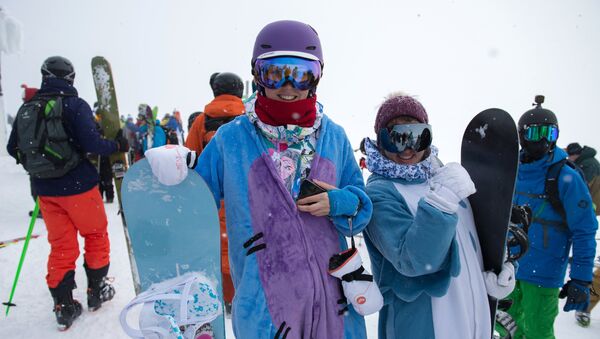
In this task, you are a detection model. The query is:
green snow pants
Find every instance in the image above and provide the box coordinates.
[507,280,559,339]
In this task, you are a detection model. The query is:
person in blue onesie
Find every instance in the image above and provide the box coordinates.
[363,93,516,339]
[148,20,373,339]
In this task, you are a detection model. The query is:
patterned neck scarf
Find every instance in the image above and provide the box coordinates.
[364,138,439,182]
[246,94,324,197]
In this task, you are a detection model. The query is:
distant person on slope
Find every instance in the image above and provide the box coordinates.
[185,71,245,315]
[565,142,600,327]
[567,142,600,214]
[6,56,129,331]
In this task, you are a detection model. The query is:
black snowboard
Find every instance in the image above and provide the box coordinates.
[460,108,519,333]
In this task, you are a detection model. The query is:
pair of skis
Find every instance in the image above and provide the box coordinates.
[0,234,40,249]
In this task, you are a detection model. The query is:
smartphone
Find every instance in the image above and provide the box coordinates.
[297,179,327,200]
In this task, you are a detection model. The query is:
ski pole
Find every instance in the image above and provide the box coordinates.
[3,198,40,316]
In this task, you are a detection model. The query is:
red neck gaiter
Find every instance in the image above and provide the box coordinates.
[254,94,317,127]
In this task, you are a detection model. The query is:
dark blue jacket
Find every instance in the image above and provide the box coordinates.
[513,147,598,287]
[7,78,118,196]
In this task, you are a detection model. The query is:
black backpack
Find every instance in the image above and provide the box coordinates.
[521,159,587,231]
[202,115,235,147]
[204,115,235,132]
[544,159,587,220]
[15,94,81,179]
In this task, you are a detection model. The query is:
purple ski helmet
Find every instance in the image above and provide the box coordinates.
[251,20,324,68]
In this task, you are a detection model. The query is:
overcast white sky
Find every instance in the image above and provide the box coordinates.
[2,0,599,161]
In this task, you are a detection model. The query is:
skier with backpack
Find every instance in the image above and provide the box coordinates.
[185,71,245,315]
[508,95,598,338]
[6,56,129,330]
[186,72,245,153]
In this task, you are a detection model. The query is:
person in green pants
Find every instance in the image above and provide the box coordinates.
[508,281,560,338]
[508,96,597,338]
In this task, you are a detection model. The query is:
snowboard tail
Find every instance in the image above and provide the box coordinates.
[461,108,519,333]
[122,159,225,338]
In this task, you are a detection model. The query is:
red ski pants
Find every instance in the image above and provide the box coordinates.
[39,187,110,288]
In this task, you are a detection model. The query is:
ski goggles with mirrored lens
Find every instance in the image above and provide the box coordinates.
[377,123,433,153]
[253,56,322,91]
[522,124,559,142]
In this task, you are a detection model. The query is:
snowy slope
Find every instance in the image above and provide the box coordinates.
[0,155,597,338]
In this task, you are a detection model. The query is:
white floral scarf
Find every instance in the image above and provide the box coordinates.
[364,138,439,181]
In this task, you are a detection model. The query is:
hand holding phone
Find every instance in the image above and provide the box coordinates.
[297,179,327,201]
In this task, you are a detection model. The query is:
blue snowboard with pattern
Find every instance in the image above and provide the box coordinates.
[122,158,225,338]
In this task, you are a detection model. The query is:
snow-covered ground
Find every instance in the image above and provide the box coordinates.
[0,154,597,338]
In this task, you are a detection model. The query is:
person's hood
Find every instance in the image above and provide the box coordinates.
[580,146,597,160]
[204,94,245,118]
[38,77,78,97]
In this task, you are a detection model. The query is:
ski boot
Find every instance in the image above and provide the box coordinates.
[53,299,83,331]
[50,271,82,331]
[575,311,591,327]
[85,263,115,311]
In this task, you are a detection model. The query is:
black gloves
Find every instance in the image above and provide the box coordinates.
[115,129,130,152]
[559,279,591,312]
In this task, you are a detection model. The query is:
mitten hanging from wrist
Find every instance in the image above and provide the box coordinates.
[328,247,383,316]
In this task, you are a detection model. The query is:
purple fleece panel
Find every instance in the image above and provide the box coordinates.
[247,154,344,339]
[302,154,347,337]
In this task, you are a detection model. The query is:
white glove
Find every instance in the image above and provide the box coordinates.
[424,162,476,213]
[484,261,516,300]
[145,145,197,186]
[329,248,383,316]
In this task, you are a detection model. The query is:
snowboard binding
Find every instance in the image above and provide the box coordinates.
[507,205,531,262]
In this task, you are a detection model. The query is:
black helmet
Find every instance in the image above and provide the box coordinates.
[211,72,244,98]
[517,95,559,162]
[517,95,558,132]
[41,56,75,84]
[209,72,220,89]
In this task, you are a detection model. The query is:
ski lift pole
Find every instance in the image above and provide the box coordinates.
[3,198,40,316]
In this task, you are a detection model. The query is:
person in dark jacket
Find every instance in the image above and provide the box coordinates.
[508,97,597,338]
[6,56,129,331]
[567,143,600,183]
[91,109,115,203]
[566,142,600,327]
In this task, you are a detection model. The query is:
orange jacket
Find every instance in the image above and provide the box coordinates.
[185,94,244,287]
[185,94,245,154]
